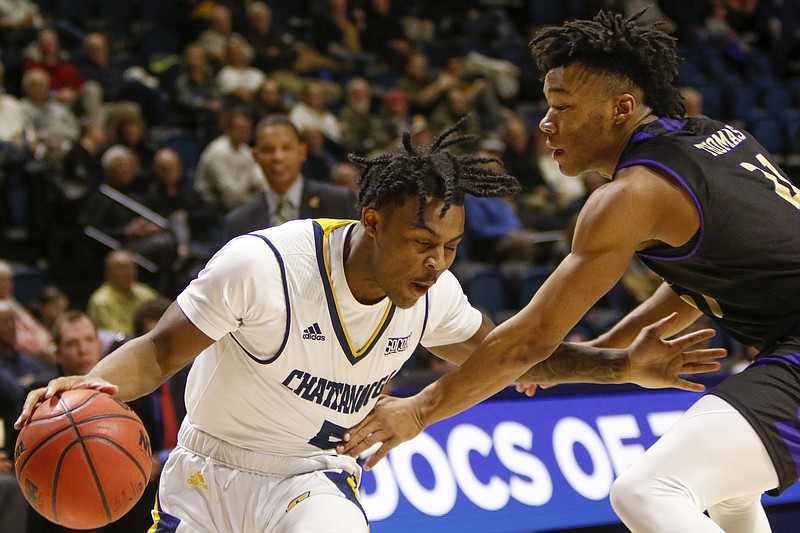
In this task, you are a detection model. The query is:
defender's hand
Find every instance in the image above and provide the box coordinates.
[336,395,425,471]
[627,313,726,392]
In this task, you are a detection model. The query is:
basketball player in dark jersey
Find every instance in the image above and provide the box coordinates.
[338,9,800,532]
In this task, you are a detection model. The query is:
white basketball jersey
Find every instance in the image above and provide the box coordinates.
[177,219,481,456]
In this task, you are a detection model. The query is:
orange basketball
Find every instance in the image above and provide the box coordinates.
[14,388,152,530]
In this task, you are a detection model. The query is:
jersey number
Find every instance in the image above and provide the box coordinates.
[308,419,348,450]
[740,154,800,208]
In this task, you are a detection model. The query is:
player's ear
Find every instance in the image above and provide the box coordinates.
[362,207,378,236]
[614,94,636,125]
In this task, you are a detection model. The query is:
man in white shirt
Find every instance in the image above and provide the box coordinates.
[194,108,265,213]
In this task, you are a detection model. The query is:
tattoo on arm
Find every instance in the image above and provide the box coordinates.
[518,343,628,384]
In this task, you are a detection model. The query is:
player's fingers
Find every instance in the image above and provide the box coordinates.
[671,377,706,393]
[680,362,722,374]
[363,441,397,471]
[682,348,727,362]
[338,421,378,453]
[344,428,389,458]
[14,387,47,429]
[670,328,717,351]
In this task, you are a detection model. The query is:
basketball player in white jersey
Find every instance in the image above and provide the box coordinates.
[16,118,724,532]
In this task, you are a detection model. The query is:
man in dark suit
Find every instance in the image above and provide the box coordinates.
[224,114,358,240]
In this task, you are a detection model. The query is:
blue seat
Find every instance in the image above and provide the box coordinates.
[694,82,725,120]
[761,84,795,115]
[728,83,760,122]
[13,265,49,307]
[159,131,202,175]
[461,267,508,321]
[747,116,785,155]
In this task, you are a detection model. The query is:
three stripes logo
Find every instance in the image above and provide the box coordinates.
[302,322,326,341]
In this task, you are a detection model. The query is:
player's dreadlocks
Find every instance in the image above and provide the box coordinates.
[529,8,685,119]
[350,116,520,221]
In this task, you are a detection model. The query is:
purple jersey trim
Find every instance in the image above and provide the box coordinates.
[614,159,704,261]
[631,131,654,143]
[659,118,686,131]
[749,352,800,369]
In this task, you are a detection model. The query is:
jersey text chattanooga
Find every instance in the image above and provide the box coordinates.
[282,369,397,414]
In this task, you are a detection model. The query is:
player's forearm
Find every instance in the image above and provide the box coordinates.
[592,282,701,348]
[518,342,629,384]
[415,327,557,428]
[87,336,167,401]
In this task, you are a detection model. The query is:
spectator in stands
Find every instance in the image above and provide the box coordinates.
[0,259,54,363]
[679,86,704,117]
[242,1,344,99]
[224,114,358,239]
[500,117,563,231]
[198,4,252,68]
[0,300,56,393]
[244,1,297,74]
[216,34,267,106]
[428,88,480,153]
[80,145,177,291]
[23,28,101,118]
[0,296,50,533]
[289,80,343,145]
[339,76,391,155]
[52,309,103,377]
[59,117,107,220]
[0,61,25,144]
[111,108,154,176]
[438,53,505,130]
[396,51,458,117]
[29,285,68,334]
[0,0,42,56]
[173,42,223,143]
[194,108,264,213]
[19,67,80,163]
[462,136,544,264]
[247,78,289,123]
[0,60,31,236]
[300,126,340,183]
[311,0,369,72]
[360,0,412,68]
[75,31,167,126]
[330,161,360,195]
[86,249,160,337]
[378,88,413,147]
[23,28,76,89]
[141,147,220,283]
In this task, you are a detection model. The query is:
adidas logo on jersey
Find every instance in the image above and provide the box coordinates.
[302,322,326,341]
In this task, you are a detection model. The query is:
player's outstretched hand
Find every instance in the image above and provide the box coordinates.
[627,313,726,392]
[336,395,424,471]
[14,375,119,429]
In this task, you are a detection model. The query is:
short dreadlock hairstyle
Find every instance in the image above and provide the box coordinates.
[529,9,684,119]
[350,116,520,222]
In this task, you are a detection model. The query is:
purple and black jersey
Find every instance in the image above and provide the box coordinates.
[616,117,800,354]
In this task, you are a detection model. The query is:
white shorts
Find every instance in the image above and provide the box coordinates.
[149,421,368,533]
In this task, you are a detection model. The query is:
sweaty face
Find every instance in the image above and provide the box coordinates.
[539,64,619,176]
[367,196,464,309]
[253,123,307,193]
